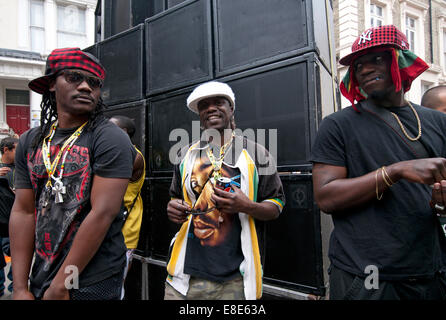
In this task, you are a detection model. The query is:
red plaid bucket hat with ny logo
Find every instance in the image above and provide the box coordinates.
[29,47,106,94]
[339,25,409,66]
[339,25,429,108]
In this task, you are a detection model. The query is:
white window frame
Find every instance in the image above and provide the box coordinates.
[29,0,45,53]
[370,3,384,27]
[400,0,428,60]
[364,0,392,29]
[56,2,87,48]
[442,29,446,73]
[405,15,416,52]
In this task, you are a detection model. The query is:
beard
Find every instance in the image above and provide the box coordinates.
[369,85,394,101]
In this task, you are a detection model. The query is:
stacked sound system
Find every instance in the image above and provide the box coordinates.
[90,0,337,299]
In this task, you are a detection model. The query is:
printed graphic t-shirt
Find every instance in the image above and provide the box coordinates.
[14,119,135,298]
[183,160,244,282]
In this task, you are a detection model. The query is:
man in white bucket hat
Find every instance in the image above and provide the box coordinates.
[164,81,285,300]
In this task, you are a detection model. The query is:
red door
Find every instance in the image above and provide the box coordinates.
[6,105,30,136]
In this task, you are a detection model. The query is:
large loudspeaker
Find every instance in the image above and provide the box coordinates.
[213,0,335,77]
[99,24,145,106]
[148,177,181,261]
[102,0,165,39]
[82,44,98,58]
[149,91,197,175]
[263,174,332,296]
[103,100,147,156]
[148,53,335,173]
[147,177,180,260]
[167,0,188,8]
[223,52,335,171]
[145,0,213,95]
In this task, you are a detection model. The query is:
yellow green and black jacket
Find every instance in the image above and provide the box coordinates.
[166,135,285,300]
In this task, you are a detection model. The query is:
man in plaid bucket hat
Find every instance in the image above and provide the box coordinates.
[10,48,136,300]
[310,25,446,299]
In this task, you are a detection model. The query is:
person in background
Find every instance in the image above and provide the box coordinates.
[421,85,446,113]
[109,115,146,299]
[0,137,18,297]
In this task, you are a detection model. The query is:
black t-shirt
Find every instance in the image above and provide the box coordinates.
[14,118,135,298]
[0,162,14,189]
[0,163,14,237]
[310,102,446,280]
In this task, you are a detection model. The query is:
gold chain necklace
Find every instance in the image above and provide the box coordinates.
[390,101,421,141]
[206,132,235,181]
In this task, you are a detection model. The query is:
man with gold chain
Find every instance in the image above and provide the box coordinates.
[164,81,285,300]
[311,25,446,299]
[9,48,135,300]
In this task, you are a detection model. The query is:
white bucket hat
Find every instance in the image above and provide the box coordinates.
[187,81,235,114]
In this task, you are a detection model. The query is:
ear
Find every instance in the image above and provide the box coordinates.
[49,78,56,92]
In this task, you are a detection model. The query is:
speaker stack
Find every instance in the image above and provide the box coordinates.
[88,0,337,300]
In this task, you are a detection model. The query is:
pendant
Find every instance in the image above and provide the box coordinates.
[40,186,51,208]
[52,178,66,204]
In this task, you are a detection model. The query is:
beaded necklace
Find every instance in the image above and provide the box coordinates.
[41,120,87,204]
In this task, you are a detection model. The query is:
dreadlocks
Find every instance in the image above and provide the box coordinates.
[31,90,107,160]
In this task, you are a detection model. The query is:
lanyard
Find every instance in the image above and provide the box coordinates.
[41,120,87,188]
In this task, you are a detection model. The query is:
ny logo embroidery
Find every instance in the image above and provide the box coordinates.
[358,30,373,44]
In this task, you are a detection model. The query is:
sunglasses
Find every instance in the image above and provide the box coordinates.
[58,70,103,89]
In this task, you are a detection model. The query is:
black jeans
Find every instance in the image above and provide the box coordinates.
[329,265,446,300]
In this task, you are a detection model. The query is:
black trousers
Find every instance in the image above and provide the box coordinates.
[329,265,446,300]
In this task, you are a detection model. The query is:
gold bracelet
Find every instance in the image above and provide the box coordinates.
[375,168,383,200]
[381,166,393,187]
[381,166,395,186]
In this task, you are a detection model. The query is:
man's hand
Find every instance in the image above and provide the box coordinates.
[12,289,35,300]
[430,180,446,214]
[389,158,446,185]
[211,185,251,215]
[0,166,11,176]
[167,199,190,224]
[42,281,70,300]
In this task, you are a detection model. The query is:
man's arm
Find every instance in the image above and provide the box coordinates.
[313,158,446,214]
[42,175,129,300]
[10,188,36,300]
[130,152,144,182]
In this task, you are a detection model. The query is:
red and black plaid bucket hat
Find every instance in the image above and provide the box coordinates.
[339,25,409,66]
[29,47,106,94]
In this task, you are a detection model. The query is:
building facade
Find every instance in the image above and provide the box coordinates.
[334,0,446,107]
[0,0,96,135]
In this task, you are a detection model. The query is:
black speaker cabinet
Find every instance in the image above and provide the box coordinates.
[148,177,181,260]
[102,0,165,39]
[263,173,332,297]
[145,0,213,95]
[123,256,144,300]
[147,262,168,300]
[98,24,145,106]
[222,52,335,172]
[167,0,188,8]
[82,44,98,58]
[213,0,335,77]
[103,99,147,157]
[149,90,197,175]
